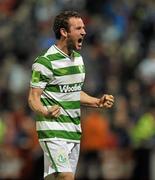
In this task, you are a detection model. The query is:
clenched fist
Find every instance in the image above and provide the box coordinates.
[46,105,61,118]
[99,94,114,108]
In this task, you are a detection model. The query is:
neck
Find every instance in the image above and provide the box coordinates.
[56,39,73,56]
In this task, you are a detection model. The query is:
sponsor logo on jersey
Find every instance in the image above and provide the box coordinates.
[59,83,83,93]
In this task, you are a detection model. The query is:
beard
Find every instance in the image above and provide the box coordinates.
[66,38,76,54]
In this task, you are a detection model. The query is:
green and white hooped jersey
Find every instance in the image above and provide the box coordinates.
[30,45,85,142]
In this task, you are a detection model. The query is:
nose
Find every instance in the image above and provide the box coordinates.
[81,28,86,36]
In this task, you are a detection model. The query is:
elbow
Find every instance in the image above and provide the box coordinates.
[28,97,31,108]
[28,93,33,109]
[28,96,34,112]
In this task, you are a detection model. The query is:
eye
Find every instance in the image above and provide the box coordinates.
[76,27,81,30]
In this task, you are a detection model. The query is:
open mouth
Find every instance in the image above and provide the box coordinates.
[76,38,84,49]
[78,38,83,43]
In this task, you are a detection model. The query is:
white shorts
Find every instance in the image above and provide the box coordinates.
[39,140,80,178]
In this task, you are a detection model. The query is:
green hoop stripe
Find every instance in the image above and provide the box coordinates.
[41,98,80,109]
[31,71,50,83]
[39,74,50,82]
[53,65,85,76]
[38,130,81,140]
[47,53,66,61]
[35,56,52,71]
[44,142,58,172]
[36,114,80,125]
[45,85,59,92]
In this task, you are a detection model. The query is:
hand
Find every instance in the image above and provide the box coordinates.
[99,94,114,108]
[46,105,61,118]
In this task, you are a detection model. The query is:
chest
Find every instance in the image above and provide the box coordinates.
[50,58,85,84]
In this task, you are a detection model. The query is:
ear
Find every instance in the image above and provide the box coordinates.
[60,28,68,38]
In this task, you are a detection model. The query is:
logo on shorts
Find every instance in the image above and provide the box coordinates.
[55,148,69,166]
[57,154,67,164]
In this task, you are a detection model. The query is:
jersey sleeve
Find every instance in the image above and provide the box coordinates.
[30,56,53,89]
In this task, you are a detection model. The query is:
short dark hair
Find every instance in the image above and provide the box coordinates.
[53,10,81,39]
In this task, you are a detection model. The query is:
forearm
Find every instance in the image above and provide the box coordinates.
[80,91,100,107]
[28,97,48,116]
[28,88,48,116]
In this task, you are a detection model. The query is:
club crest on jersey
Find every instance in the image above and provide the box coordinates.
[59,83,83,93]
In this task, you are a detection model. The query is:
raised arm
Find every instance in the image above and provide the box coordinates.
[80,91,114,108]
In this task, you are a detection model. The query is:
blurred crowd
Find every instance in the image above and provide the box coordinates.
[0,0,155,179]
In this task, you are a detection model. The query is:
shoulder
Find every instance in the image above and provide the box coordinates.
[33,50,52,70]
[34,45,56,64]
[45,45,65,61]
[34,55,50,65]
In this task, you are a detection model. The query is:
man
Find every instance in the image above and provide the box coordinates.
[28,10,114,180]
